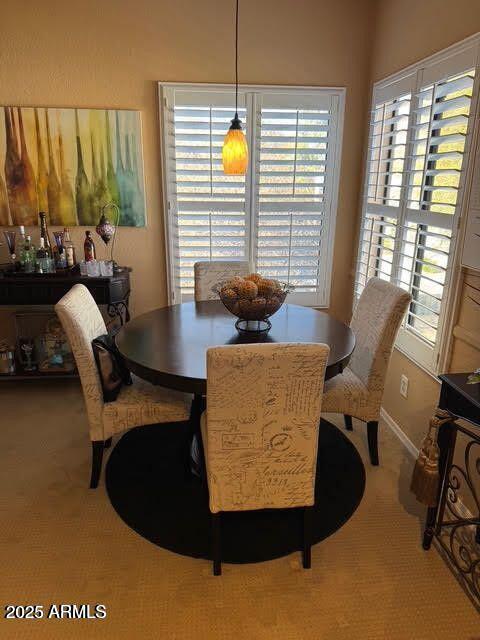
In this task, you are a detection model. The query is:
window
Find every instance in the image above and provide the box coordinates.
[159,84,345,306]
[355,38,479,373]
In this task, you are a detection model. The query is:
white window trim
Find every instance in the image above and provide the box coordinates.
[357,34,480,375]
[158,82,345,307]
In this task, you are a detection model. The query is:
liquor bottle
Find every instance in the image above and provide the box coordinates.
[36,237,53,273]
[18,225,26,251]
[63,227,76,268]
[20,235,35,273]
[84,230,96,262]
[39,212,52,253]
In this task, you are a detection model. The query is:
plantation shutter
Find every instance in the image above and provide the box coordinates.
[355,74,415,299]
[355,40,479,373]
[400,56,476,346]
[252,92,343,306]
[161,87,249,301]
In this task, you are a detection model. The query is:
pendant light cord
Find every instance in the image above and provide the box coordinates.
[235,0,239,117]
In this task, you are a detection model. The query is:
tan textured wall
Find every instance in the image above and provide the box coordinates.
[0,0,375,321]
[370,0,480,444]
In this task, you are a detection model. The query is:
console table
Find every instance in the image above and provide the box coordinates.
[422,373,480,611]
[0,267,131,380]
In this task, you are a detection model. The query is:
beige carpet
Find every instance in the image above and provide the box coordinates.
[0,380,478,640]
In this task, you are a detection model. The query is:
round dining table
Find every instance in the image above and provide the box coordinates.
[115,300,356,396]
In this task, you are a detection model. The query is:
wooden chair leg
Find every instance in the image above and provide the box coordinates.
[104,437,112,449]
[367,421,379,466]
[212,512,222,576]
[344,415,353,431]
[302,506,313,569]
[90,441,104,488]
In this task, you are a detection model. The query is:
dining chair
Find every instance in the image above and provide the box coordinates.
[322,277,411,466]
[55,284,190,488]
[193,260,249,301]
[201,342,330,575]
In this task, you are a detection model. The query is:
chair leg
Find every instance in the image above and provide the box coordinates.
[367,421,379,466]
[302,506,313,569]
[90,441,104,488]
[212,512,222,576]
[344,415,353,431]
[104,437,112,449]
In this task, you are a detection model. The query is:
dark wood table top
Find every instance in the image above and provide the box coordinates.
[116,301,355,395]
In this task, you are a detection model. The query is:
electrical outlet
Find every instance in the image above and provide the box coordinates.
[400,374,409,398]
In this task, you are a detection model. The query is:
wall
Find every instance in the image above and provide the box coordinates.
[0,0,375,321]
[369,0,480,446]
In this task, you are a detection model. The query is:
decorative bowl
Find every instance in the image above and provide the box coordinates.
[215,274,293,334]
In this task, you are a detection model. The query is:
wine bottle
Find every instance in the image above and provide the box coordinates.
[84,230,96,262]
[34,108,49,213]
[39,211,52,253]
[36,236,53,273]
[45,109,61,224]
[75,110,93,225]
[63,227,76,267]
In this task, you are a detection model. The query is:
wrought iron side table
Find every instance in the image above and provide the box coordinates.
[422,373,480,610]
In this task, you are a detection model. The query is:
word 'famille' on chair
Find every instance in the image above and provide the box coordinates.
[193,260,249,301]
[201,342,330,575]
[322,277,411,465]
[55,284,190,488]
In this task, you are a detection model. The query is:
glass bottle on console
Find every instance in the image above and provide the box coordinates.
[84,230,96,262]
[63,227,76,268]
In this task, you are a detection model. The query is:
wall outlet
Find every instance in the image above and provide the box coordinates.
[400,374,409,398]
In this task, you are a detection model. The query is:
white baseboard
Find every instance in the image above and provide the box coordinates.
[380,407,419,458]
[380,407,474,521]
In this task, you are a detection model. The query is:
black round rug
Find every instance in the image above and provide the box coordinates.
[106,419,365,563]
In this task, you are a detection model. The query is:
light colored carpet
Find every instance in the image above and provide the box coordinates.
[0,380,478,640]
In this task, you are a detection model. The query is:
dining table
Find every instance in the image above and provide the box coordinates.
[115,300,355,474]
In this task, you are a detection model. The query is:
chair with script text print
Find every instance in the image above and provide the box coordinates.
[201,342,330,575]
[322,277,411,466]
[194,260,249,301]
[55,284,190,488]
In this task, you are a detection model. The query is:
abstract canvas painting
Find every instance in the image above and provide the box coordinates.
[0,107,145,227]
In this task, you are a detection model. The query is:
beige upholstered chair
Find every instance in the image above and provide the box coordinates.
[55,284,190,488]
[201,342,330,575]
[194,260,249,301]
[322,277,411,466]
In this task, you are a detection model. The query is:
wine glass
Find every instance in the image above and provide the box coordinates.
[3,230,16,263]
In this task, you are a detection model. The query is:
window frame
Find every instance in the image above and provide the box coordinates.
[356,35,480,375]
[158,82,345,307]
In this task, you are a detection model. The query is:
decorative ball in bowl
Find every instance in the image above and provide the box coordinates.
[216,274,294,334]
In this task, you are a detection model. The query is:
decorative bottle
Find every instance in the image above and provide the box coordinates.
[36,237,53,273]
[39,212,52,253]
[20,235,35,273]
[84,230,96,262]
[63,227,76,268]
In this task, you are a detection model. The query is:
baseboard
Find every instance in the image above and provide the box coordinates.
[380,407,418,458]
[380,407,474,521]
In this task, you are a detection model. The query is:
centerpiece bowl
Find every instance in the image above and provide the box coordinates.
[216,274,293,334]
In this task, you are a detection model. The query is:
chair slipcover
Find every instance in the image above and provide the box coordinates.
[201,342,330,513]
[194,260,249,301]
[322,277,411,422]
[55,284,189,442]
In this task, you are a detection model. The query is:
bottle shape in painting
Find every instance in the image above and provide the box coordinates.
[57,117,77,226]
[105,110,121,212]
[84,230,96,262]
[45,109,61,224]
[34,108,49,213]
[75,110,93,225]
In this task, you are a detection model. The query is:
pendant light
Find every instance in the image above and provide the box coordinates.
[222,0,248,175]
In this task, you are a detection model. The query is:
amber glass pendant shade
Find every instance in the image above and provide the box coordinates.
[222,117,248,175]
